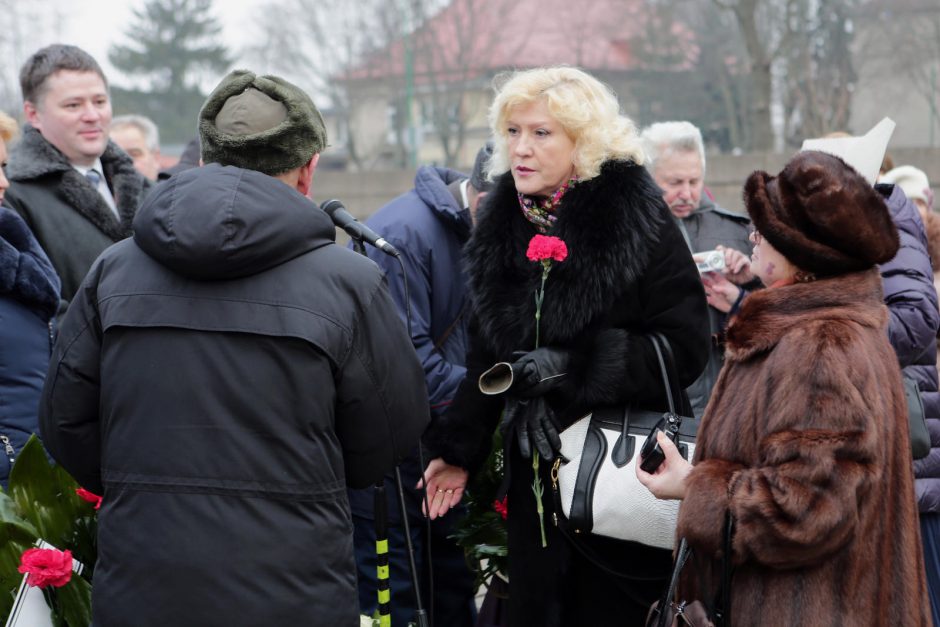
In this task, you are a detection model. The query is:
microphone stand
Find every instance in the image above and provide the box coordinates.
[349,232,429,627]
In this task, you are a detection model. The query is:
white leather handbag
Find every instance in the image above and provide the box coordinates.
[551,333,697,550]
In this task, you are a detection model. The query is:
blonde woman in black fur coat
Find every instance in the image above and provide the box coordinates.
[421,67,710,626]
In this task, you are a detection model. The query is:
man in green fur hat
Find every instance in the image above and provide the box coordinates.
[39,70,429,626]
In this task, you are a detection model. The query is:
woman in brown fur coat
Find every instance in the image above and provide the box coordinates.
[639,150,932,626]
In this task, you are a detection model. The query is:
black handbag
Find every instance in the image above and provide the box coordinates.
[904,376,931,460]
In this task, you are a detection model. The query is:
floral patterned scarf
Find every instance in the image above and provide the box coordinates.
[517,177,579,233]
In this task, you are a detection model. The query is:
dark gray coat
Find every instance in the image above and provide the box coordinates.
[674,197,753,418]
[39,164,429,627]
[4,125,150,306]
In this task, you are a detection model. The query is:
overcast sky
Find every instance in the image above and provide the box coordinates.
[54,0,262,80]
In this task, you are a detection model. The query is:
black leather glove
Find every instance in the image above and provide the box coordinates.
[500,396,562,461]
[509,346,570,398]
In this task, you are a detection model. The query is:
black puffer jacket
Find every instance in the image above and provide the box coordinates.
[39,164,429,627]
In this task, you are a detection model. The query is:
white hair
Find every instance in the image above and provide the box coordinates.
[111,114,160,151]
[639,121,706,176]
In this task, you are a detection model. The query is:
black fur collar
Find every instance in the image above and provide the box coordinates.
[465,159,668,355]
[7,125,149,240]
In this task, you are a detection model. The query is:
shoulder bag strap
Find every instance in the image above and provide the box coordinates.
[432,302,468,352]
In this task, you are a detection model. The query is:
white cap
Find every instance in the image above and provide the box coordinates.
[881,165,933,210]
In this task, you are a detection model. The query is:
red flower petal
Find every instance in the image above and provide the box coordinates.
[76,487,102,510]
[18,548,73,588]
[526,235,568,263]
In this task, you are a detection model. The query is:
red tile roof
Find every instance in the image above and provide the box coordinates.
[341,0,697,83]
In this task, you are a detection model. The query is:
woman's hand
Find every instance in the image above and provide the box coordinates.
[717,245,754,285]
[636,431,693,500]
[702,271,741,313]
[417,458,469,519]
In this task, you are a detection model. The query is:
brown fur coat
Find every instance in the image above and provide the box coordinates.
[677,268,930,626]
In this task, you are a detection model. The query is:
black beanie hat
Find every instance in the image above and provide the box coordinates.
[744,151,899,277]
[199,70,327,175]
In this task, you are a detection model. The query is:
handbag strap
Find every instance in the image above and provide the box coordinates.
[713,513,734,627]
[654,515,734,627]
[648,333,676,415]
[650,332,687,416]
[654,537,692,627]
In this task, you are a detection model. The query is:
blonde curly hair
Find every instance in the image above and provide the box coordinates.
[0,111,18,143]
[486,66,644,183]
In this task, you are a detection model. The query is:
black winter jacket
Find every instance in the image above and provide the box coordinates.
[39,164,429,627]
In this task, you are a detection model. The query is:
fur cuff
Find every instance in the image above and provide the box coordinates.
[567,328,632,407]
[677,458,743,558]
[422,404,498,475]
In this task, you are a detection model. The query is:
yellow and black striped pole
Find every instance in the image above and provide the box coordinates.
[374,483,391,627]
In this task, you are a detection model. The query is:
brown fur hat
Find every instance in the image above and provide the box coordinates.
[744,150,899,277]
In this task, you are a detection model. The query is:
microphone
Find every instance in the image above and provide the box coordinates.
[320,199,400,257]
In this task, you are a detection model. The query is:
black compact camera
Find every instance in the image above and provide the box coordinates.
[639,413,681,473]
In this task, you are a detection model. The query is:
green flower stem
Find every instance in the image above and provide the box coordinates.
[534,263,549,348]
[532,454,547,547]
[531,259,552,548]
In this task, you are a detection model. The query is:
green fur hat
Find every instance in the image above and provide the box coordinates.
[199,70,327,175]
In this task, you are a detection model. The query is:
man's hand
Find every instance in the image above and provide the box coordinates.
[417,458,468,519]
[716,245,754,285]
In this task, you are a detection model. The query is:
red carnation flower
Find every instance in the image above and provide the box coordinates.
[493,496,508,520]
[18,548,73,588]
[526,235,568,263]
[76,487,102,510]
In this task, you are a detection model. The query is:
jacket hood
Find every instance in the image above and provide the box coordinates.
[413,166,469,236]
[877,182,927,246]
[133,163,335,280]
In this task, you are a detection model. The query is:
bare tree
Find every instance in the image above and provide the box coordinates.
[247,0,404,170]
[0,1,66,115]
[624,0,752,150]
[704,0,861,150]
[406,0,523,167]
[711,0,781,150]
[854,0,940,140]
